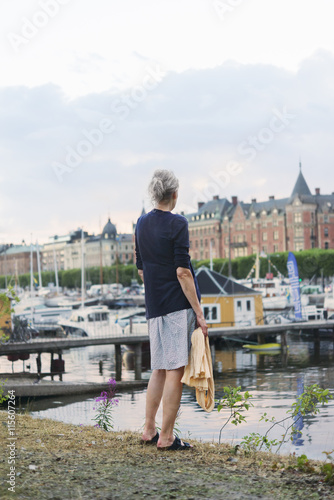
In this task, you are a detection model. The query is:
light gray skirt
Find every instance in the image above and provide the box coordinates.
[147,308,196,370]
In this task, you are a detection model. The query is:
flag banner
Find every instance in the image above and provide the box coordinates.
[287,252,302,320]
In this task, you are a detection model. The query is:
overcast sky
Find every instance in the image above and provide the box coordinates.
[1,0,334,245]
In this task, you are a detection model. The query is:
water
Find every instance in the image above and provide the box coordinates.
[4,332,334,461]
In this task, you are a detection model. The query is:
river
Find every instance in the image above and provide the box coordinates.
[3,331,334,461]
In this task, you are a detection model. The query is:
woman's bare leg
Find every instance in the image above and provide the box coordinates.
[157,366,185,448]
[142,369,166,441]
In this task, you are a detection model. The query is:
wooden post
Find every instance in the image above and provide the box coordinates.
[281,332,287,350]
[257,333,265,346]
[50,352,54,381]
[58,353,63,381]
[36,353,41,379]
[115,344,122,381]
[134,343,142,380]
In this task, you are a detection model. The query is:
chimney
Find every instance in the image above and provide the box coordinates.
[315,188,320,195]
[198,202,204,210]
[232,196,238,206]
[251,198,257,203]
[269,195,275,200]
[213,195,219,200]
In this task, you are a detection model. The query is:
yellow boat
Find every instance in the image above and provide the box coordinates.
[242,343,282,351]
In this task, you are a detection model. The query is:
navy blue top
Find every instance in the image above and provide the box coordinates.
[135,209,201,319]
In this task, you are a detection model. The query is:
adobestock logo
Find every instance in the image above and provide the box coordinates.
[7,0,72,52]
[186,105,296,213]
[237,106,296,162]
[52,65,166,183]
[212,0,245,21]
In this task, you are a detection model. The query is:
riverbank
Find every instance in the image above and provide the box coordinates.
[0,412,333,499]
[1,373,148,397]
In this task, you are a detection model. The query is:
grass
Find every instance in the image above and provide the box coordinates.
[0,411,333,499]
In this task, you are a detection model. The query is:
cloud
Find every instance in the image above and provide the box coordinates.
[1,50,334,243]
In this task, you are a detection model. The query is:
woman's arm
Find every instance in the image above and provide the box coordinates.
[138,269,144,284]
[176,267,208,337]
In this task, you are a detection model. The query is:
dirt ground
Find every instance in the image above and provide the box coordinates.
[0,412,333,499]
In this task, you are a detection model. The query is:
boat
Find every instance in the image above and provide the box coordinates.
[242,343,282,351]
[57,305,146,338]
[238,277,291,310]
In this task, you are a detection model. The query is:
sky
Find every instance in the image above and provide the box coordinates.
[1,0,334,245]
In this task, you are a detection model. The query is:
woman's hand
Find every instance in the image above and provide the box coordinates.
[196,314,208,338]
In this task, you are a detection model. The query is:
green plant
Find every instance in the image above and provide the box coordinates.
[92,379,119,431]
[260,384,332,453]
[238,384,333,456]
[0,286,19,343]
[0,379,9,404]
[240,432,279,454]
[216,386,253,444]
[321,450,334,485]
[296,454,314,472]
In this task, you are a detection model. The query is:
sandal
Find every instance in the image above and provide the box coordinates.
[141,432,159,445]
[158,436,193,451]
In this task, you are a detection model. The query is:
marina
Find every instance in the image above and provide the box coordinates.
[2,330,333,461]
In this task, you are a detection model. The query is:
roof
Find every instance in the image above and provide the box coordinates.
[0,245,32,255]
[291,168,312,197]
[102,218,117,239]
[186,197,231,222]
[195,267,260,296]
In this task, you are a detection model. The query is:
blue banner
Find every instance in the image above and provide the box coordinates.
[287,252,302,320]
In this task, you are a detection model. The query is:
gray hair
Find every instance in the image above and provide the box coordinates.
[148,169,179,205]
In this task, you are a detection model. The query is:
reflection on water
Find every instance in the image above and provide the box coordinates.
[17,332,334,460]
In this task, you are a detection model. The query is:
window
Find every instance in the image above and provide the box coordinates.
[202,304,220,323]
[246,300,251,312]
[224,236,229,244]
[324,215,329,223]
[273,219,278,226]
[262,232,267,241]
[324,227,329,237]
[236,301,242,312]
[295,242,304,251]
[294,213,302,223]
[325,242,329,249]
[251,233,256,242]
[205,239,208,247]
[262,221,267,228]
[273,244,278,252]
[295,227,303,237]
[274,231,279,240]
[195,240,198,248]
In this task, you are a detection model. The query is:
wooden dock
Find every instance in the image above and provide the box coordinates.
[1,320,333,387]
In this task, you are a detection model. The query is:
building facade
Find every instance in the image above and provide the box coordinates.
[0,244,38,277]
[186,166,334,260]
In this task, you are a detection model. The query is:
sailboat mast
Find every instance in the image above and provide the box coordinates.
[81,228,85,309]
[36,241,42,289]
[30,239,34,324]
[53,240,59,295]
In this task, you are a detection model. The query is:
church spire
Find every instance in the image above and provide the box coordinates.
[291,163,311,197]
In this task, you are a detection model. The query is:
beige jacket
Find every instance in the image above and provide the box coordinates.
[181,327,215,413]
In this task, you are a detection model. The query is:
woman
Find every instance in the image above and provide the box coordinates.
[135,169,208,451]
